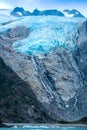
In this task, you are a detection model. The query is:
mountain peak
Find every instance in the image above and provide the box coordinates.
[11,7,31,16]
[63,9,85,17]
[11,7,85,18]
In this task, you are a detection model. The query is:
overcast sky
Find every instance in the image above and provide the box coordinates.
[0,0,87,16]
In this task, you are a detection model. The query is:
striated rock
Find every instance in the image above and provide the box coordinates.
[32,48,82,121]
[0,26,53,123]
[2,26,29,40]
[0,23,87,123]
[0,57,52,123]
[77,20,87,45]
[0,119,9,127]
[77,20,87,81]
[44,49,81,102]
[74,20,87,122]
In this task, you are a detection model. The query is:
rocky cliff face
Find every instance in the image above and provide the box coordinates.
[75,21,87,84]
[0,26,53,123]
[0,21,87,123]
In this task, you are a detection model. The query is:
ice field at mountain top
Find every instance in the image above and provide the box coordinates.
[12,16,85,55]
[0,16,85,55]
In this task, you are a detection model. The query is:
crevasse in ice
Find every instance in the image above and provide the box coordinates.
[0,16,85,55]
[12,16,83,55]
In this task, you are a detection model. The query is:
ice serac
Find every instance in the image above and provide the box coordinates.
[12,17,82,55]
[0,17,87,123]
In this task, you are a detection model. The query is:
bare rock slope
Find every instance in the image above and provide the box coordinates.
[0,21,87,123]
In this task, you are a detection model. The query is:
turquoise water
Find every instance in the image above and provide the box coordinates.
[0,128,87,130]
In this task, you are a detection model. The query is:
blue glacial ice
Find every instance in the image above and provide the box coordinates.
[12,16,85,55]
[0,16,85,55]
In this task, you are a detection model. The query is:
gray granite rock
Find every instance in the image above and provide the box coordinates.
[2,26,29,41]
[77,20,87,81]
[0,55,51,123]
[0,23,87,123]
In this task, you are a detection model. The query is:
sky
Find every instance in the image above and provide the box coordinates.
[0,0,87,16]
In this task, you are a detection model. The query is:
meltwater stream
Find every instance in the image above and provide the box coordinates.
[11,16,84,55]
[11,17,84,100]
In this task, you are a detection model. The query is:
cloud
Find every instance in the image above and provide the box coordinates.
[0,2,10,9]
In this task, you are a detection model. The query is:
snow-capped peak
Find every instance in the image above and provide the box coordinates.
[63,9,85,18]
[62,11,74,17]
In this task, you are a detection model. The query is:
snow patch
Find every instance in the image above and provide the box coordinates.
[17,12,23,16]
[63,11,74,17]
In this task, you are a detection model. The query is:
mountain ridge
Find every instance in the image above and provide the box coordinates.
[63,9,85,17]
[11,7,85,17]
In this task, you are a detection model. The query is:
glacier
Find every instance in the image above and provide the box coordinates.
[1,15,87,122]
[0,16,84,55]
[11,16,85,55]
[11,16,84,55]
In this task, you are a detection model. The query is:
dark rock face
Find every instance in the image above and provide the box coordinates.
[2,26,29,40]
[0,119,9,127]
[72,20,87,123]
[0,49,52,123]
[33,49,82,121]
[77,20,87,83]
[0,22,87,123]
[0,27,53,123]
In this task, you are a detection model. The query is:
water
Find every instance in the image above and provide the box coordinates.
[1,123,87,130]
[0,127,87,130]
